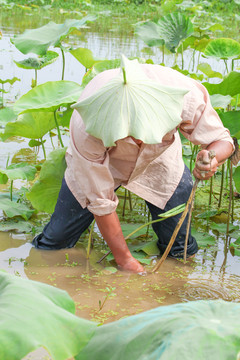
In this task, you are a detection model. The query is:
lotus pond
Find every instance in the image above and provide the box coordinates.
[1,1,240,359]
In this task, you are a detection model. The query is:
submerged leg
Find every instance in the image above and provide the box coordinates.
[32,177,94,249]
[146,165,198,258]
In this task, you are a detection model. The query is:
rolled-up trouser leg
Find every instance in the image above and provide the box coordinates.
[32,177,94,249]
[146,165,198,258]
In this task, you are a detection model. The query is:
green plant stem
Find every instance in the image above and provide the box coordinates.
[235,94,239,110]
[232,59,234,72]
[122,188,127,217]
[49,131,55,149]
[61,47,65,81]
[1,84,4,107]
[54,110,64,148]
[209,176,213,206]
[181,43,184,70]
[10,180,13,201]
[35,69,37,86]
[162,44,165,64]
[225,158,230,187]
[197,50,201,67]
[224,59,229,73]
[191,49,196,72]
[128,190,132,211]
[190,145,198,173]
[218,163,225,209]
[226,161,233,236]
[231,184,234,223]
[87,219,95,259]
[122,67,127,84]
[41,137,46,159]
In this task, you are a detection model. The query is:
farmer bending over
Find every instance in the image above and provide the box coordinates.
[32,56,233,273]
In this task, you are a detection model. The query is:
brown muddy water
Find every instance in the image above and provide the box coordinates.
[1,198,240,360]
[1,230,240,322]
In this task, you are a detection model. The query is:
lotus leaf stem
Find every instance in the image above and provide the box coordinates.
[226,161,233,236]
[87,219,95,259]
[54,110,64,148]
[41,137,46,159]
[61,48,65,81]
[235,94,239,110]
[181,43,184,70]
[35,69,37,87]
[218,163,225,209]
[162,45,165,64]
[224,59,229,74]
[1,84,4,107]
[209,176,213,206]
[10,180,13,201]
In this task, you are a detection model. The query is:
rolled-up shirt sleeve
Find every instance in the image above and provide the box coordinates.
[179,80,234,149]
[65,112,118,216]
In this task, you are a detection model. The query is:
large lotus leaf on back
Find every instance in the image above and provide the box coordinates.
[77,300,240,360]
[72,56,188,147]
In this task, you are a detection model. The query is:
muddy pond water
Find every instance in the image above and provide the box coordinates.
[1,7,240,360]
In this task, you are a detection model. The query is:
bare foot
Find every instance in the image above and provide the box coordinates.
[117,257,145,274]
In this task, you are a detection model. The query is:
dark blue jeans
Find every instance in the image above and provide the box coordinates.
[32,166,198,258]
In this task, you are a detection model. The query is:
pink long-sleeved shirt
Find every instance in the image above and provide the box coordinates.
[65,64,233,216]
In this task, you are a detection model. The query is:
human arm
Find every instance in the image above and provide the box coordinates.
[179,81,234,180]
[193,140,233,180]
[94,212,145,273]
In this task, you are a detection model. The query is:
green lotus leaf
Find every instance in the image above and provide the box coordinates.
[14,51,59,70]
[0,271,96,360]
[179,35,196,52]
[219,111,240,139]
[2,112,56,140]
[70,47,101,69]
[72,55,189,147]
[11,16,96,55]
[135,13,194,52]
[233,165,240,192]
[14,81,82,115]
[197,63,223,79]
[135,21,165,47]
[157,12,194,52]
[27,148,66,213]
[0,107,17,126]
[58,107,74,128]
[171,65,204,81]
[193,38,211,52]
[0,77,20,85]
[211,222,238,233]
[0,198,34,220]
[210,94,232,109]
[0,162,36,182]
[77,300,240,360]
[203,71,240,97]
[191,229,216,247]
[204,38,240,60]
[11,148,38,164]
[28,139,43,147]
[0,219,32,232]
